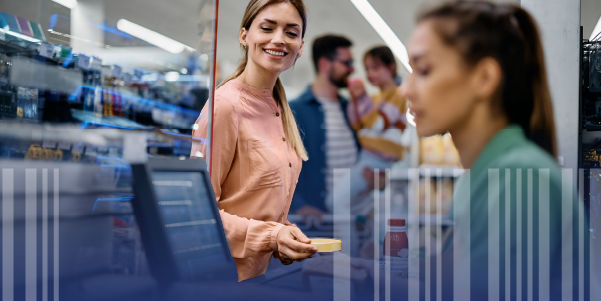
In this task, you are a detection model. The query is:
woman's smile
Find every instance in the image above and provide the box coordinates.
[264,48,288,58]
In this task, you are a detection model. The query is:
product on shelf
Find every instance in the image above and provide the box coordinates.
[583,142,601,168]
[419,133,461,166]
[16,86,39,121]
[29,21,45,41]
[0,52,9,85]
[417,178,454,215]
[0,12,21,34]
[0,90,16,119]
[1,11,209,130]
[15,16,33,37]
[383,218,408,257]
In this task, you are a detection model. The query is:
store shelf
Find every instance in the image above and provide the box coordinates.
[389,165,464,181]
[418,214,454,226]
[582,129,601,144]
[72,109,152,130]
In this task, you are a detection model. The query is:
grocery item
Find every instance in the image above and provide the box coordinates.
[310,238,342,252]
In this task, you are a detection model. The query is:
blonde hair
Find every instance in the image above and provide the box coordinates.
[219,0,308,161]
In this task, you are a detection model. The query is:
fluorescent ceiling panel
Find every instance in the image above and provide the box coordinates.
[116,19,194,54]
[350,0,412,73]
[52,0,77,9]
[591,15,601,41]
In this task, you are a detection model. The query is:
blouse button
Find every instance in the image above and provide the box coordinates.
[275,112,280,117]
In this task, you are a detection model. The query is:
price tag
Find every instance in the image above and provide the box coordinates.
[39,42,54,59]
[78,54,90,69]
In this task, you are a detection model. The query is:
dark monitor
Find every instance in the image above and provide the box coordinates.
[131,158,236,283]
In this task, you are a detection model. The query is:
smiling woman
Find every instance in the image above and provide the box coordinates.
[191,0,317,282]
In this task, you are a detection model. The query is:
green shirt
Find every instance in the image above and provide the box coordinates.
[451,125,581,299]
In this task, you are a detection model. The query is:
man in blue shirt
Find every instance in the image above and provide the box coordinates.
[290,34,361,222]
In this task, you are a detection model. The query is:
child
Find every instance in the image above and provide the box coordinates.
[329,46,409,216]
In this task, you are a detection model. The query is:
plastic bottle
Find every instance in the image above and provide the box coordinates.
[383,218,409,277]
[383,218,408,257]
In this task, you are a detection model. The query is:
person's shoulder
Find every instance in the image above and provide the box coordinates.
[290,86,315,108]
[213,81,241,115]
[494,140,559,172]
[291,86,314,100]
[390,87,407,104]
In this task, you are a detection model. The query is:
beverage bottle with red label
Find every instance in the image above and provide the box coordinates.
[383,218,409,278]
[383,218,408,257]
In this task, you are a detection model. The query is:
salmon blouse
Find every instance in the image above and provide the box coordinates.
[191,78,302,282]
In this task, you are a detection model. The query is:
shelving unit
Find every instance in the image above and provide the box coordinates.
[0,11,211,133]
[389,165,463,181]
[579,31,601,210]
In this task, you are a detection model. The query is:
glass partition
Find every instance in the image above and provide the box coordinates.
[0,1,217,297]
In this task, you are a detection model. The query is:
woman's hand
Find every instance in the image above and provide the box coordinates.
[275,225,317,262]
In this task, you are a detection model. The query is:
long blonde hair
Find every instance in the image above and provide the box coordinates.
[219,0,308,161]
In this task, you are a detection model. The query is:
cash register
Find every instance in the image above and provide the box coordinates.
[131,158,325,300]
[130,158,236,284]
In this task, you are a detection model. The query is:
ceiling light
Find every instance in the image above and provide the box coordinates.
[591,16,601,41]
[51,0,77,9]
[116,19,195,54]
[350,0,412,73]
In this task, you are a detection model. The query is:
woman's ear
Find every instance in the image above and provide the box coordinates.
[473,57,502,101]
[296,40,305,60]
[239,27,248,47]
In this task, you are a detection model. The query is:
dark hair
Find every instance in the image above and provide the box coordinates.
[418,0,557,158]
[364,45,397,78]
[311,34,352,73]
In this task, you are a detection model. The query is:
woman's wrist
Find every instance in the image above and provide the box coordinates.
[269,223,286,251]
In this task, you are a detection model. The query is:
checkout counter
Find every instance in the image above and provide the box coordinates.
[0,124,412,301]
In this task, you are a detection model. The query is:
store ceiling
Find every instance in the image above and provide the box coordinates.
[0,0,599,87]
[216,0,523,95]
[216,0,599,96]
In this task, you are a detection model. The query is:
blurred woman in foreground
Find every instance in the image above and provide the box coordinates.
[403,1,584,299]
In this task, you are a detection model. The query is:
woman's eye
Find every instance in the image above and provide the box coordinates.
[417,67,430,76]
[261,27,272,31]
[287,31,298,37]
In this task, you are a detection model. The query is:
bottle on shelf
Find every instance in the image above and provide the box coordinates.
[383,218,409,277]
[383,218,409,257]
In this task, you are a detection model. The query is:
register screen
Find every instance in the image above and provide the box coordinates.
[151,171,228,280]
